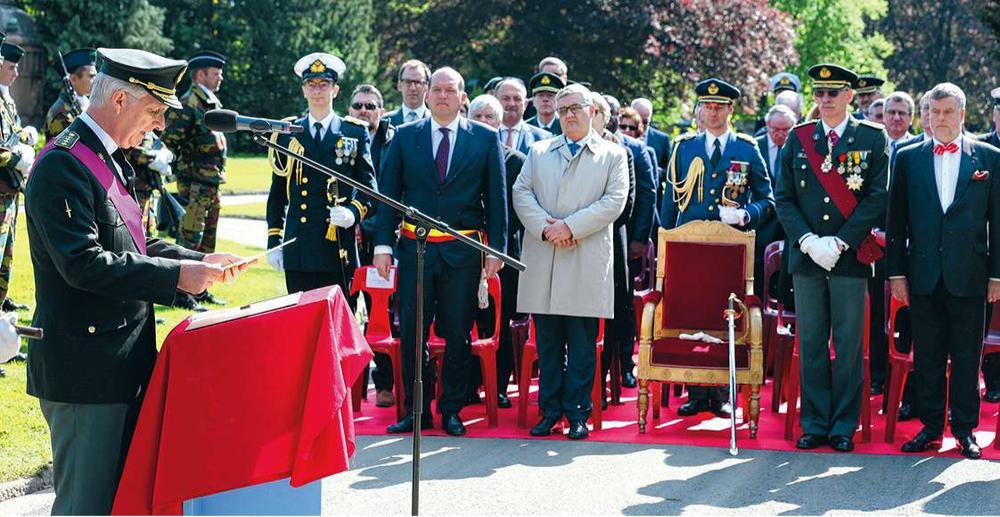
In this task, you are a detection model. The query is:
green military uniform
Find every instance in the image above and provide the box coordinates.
[266,52,377,297]
[124,133,161,236]
[45,96,77,140]
[26,49,199,515]
[161,51,227,253]
[44,48,97,141]
[525,72,563,136]
[0,41,32,309]
[774,64,888,447]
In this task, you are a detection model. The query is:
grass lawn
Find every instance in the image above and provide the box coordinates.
[219,201,267,220]
[165,155,272,195]
[0,213,287,483]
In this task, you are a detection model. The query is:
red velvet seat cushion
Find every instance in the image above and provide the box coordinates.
[650,337,750,369]
[662,241,746,332]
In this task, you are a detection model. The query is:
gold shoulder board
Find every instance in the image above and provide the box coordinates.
[53,131,79,149]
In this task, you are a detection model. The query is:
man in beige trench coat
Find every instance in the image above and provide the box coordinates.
[513,83,629,440]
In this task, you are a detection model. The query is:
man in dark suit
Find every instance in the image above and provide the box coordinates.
[754,104,795,299]
[525,72,564,135]
[25,48,248,515]
[775,64,888,453]
[887,83,1000,460]
[978,88,999,149]
[978,88,1000,403]
[385,59,431,127]
[630,97,671,172]
[469,94,525,408]
[494,78,552,155]
[265,53,377,300]
[374,67,507,436]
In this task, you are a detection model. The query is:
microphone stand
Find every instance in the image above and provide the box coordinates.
[253,132,525,516]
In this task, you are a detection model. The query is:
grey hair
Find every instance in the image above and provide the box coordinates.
[631,97,653,115]
[868,98,885,118]
[89,73,147,107]
[590,92,610,118]
[884,91,915,115]
[468,94,502,118]
[555,83,592,105]
[765,104,797,124]
[494,77,526,97]
[430,66,465,92]
[774,90,804,116]
[928,82,966,109]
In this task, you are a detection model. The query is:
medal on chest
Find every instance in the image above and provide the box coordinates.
[722,160,749,206]
[335,136,359,166]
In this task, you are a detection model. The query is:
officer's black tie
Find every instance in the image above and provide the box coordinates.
[710,138,722,169]
[313,121,323,147]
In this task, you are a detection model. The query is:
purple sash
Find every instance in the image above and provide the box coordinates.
[34,140,147,254]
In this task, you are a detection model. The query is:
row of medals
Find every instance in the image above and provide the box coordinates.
[726,162,749,199]
[335,137,358,166]
[822,150,869,191]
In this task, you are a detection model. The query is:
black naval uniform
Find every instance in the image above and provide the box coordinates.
[266,114,377,298]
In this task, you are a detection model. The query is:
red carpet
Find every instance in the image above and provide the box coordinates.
[353,378,999,459]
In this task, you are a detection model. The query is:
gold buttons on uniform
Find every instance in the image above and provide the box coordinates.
[824,197,830,203]
[300,203,307,210]
[709,189,716,195]
[87,326,96,334]
[800,180,806,188]
[708,206,715,211]
[711,174,718,179]
[300,217,307,223]
[301,190,308,197]
[823,214,830,221]
[302,177,309,184]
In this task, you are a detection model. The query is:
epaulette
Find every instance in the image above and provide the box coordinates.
[53,131,79,149]
[857,119,885,130]
[674,131,698,143]
[281,116,297,122]
[735,132,757,143]
[794,120,818,129]
[342,115,368,128]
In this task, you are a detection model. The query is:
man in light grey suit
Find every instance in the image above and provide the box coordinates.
[495,77,551,154]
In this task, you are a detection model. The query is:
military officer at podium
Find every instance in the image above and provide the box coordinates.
[265,52,377,299]
[25,48,248,515]
[660,77,774,418]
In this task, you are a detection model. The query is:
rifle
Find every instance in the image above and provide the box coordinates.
[56,51,83,119]
[144,137,186,232]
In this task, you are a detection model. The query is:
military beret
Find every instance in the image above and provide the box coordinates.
[97,48,188,109]
[483,76,504,93]
[695,78,741,104]
[62,48,97,72]
[294,52,345,83]
[990,87,1000,108]
[529,72,564,96]
[187,50,226,70]
[770,72,801,93]
[854,74,885,94]
[1,43,24,64]
[808,63,858,90]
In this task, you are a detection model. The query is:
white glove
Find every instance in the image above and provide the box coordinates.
[20,126,38,147]
[0,312,20,364]
[718,205,748,226]
[155,147,174,164]
[801,234,841,271]
[149,156,172,175]
[329,206,356,228]
[266,248,284,272]
[13,143,35,174]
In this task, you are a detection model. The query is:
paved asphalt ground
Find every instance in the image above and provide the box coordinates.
[2,435,998,515]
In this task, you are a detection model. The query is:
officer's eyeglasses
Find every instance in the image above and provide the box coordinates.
[400,79,428,88]
[556,104,587,117]
[885,109,911,118]
[351,102,379,111]
[814,88,845,98]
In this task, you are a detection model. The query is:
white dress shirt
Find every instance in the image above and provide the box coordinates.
[500,120,526,149]
[933,136,963,212]
[307,110,338,140]
[78,112,126,183]
[705,129,731,157]
[821,117,849,142]
[431,116,460,174]
[402,104,428,122]
[767,135,780,174]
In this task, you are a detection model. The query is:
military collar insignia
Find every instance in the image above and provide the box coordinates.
[53,131,79,149]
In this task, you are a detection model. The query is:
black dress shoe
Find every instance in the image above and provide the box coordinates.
[830,435,854,452]
[173,293,208,312]
[387,413,432,434]
[897,403,914,421]
[677,399,710,416]
[984,389,1000,403]
[796,433,828,450]
[10,352,26,362]
[870,381,884,396]
[957,435,982,459]
[530,416,559,437]
[497,393,511,409]
[710,400,732,417]
[2,298,29,312]
[567,420,589,440]
[196,291,227,306]
[442,413,466,436]
[901,429,942,453]
[463,392,483,405]
[622,371,638,389]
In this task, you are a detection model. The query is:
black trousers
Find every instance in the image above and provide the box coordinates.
[471,266,522,397]
[601,240,636,389]
[909,279,985,437]
[983,304,1000,391]
[535,314,599,421]
[397,252,479,416]
[868,261,888,386]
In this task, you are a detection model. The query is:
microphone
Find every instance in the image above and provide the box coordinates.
[204,109,304,134]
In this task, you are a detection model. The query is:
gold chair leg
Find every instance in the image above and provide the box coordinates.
[750,382,761,438]
[638,379,649,433]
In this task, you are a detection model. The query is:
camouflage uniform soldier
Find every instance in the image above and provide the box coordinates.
[44,48,97,140]
[124,133,174,236]
[0,40,37,313]
[161,51,226,253]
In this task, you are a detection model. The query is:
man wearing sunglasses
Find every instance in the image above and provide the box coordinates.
[775,64,889,453]
[660,77,774,418]
[264,52,377,306]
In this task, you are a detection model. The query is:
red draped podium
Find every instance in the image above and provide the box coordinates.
[112,286,372,515]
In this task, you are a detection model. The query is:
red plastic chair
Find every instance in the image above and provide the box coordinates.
[762,241,783,366]
[982,303,1000,449]
[883,294,913,443]
[517,317,606,430]
[428,275,502,427]
[349,265,405,420]
[784,295,872,443]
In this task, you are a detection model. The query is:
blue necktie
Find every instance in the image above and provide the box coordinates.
[568,141,580,156]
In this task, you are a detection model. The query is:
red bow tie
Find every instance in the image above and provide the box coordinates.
[933,142,959,155]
